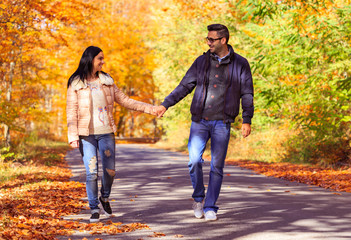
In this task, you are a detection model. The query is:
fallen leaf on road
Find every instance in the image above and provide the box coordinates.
[149,232,166,237]
[174,234,184,238]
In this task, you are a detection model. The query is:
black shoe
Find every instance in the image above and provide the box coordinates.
[90,212,100,223]
[99,197,112,216]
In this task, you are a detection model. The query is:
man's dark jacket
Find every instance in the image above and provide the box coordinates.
[161,45,254,124]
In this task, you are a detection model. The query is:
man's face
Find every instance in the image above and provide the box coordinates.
[207,31,224,54]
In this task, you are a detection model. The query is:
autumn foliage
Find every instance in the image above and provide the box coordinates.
[2,0,350,238]
[1,4,351,239]
[153,0,350,165]
[228,0,351,164]
[0,0,349,164]
[0,0,160,149]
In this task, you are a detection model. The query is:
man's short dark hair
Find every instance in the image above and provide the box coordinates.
[207,24,229,44]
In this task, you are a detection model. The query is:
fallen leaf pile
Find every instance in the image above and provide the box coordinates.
[0,147,149,240]
[227,159,351,193]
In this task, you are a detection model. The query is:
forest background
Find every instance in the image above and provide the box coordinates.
[1,0,350,167]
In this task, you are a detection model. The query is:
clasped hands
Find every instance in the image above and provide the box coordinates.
[152,105,167,118]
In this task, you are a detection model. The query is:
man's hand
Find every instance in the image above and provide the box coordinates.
[242,123,251,138]
[70,140,79,148]
[154,105,167,118]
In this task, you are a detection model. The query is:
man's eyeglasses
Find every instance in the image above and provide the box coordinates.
[206,37,223,43]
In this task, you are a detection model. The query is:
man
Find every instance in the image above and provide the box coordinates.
[155,24,254,221]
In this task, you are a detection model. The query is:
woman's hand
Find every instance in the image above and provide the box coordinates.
[69,140,79,148]
[153,105,167,118]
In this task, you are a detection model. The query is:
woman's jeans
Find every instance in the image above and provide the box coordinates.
[188,120,231,213]
[79,133,116,210]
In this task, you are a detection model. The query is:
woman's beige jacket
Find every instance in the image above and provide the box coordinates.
[66,73,154,143]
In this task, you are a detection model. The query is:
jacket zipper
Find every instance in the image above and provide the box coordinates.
[200,53,210,115]
[222,61,233,123]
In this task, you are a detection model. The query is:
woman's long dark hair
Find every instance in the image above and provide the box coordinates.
[67,46,106,88]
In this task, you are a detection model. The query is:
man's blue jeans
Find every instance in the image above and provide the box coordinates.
[188,120,231,213]
[79,133,116,210]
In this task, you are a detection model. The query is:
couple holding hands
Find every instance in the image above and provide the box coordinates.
[66,24,254,223]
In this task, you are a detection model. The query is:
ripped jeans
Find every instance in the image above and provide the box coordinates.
[79,133,116,210]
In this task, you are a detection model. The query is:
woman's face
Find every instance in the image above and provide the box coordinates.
[92,51,105,73]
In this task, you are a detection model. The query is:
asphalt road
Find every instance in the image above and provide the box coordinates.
[59,144,351,240]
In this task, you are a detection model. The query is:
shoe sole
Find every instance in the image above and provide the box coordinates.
[99,197,113,217]
[103,210,113,217]
[90,219,99,223]
[204,212,217,221]
[194,212,204,219]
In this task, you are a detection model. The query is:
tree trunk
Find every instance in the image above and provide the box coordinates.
[129,114,134,137]
[116,116,125,137]
[4,61,15,147]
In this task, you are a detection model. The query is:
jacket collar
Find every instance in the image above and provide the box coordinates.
[70,72,114,91]
[209,44,235,64]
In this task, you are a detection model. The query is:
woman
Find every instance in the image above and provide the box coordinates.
[66,46,156,223]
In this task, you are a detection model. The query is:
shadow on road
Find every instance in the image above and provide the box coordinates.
[59,144,351,240]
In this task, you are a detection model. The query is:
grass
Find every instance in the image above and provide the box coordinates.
[226,127,293,162]
[154,125,294,163]
[0,139,70,185]
[154,123,191,153]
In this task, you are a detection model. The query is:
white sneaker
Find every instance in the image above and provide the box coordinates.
[204,211,217,221]
[192,201,204,219]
